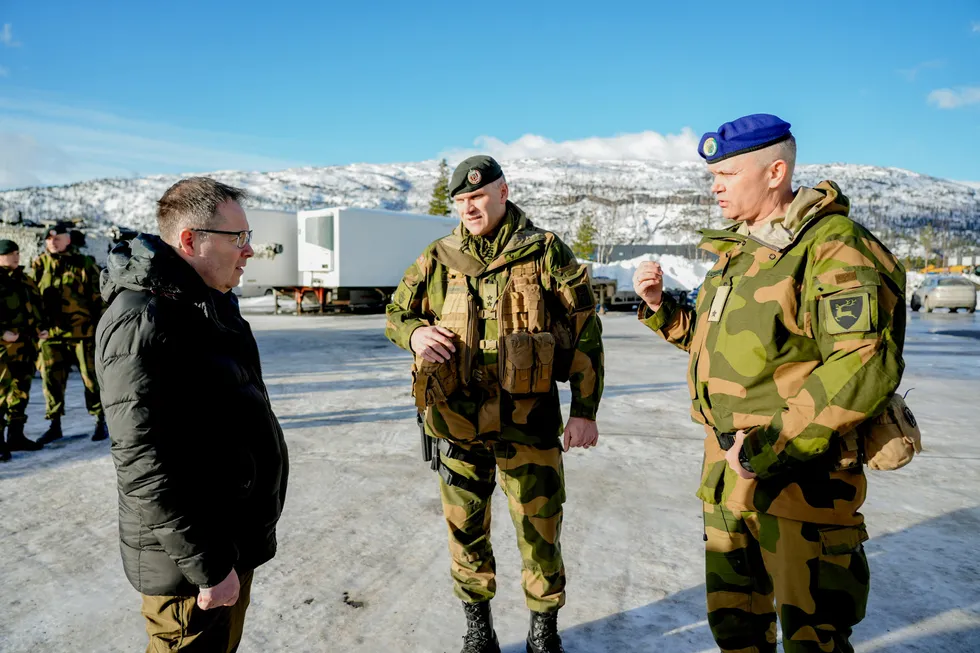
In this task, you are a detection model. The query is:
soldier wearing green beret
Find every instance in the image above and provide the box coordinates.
[30,222,107,445]
[386,155,604,653]
[0,239,47,461]
[634,115,906,653]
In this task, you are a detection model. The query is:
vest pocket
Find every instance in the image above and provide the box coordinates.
[531,332,555,393]
[522,285,545,331]
[412,356,460,409]
[501,332,534,394]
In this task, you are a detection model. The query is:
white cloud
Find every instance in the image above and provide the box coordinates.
[444,128,701,164]
[0,96,305,189]
[0,133,72,188]
[0,24,19,48]
[972,21,980,33]
[928,86,980,109]
[898,60,943,81]
[0,66,8,78]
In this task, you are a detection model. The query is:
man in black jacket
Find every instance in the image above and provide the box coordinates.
[96,177,289,653]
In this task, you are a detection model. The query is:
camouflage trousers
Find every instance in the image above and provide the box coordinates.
[39,338,102,419]
[0,341,37,426]
[704,503,870,653]
[439,438,566,613]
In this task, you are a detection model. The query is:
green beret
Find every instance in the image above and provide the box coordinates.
[0,240,18,255]
[449,155,504,198]
[46,222,71,238]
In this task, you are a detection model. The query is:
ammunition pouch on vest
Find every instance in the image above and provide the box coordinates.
[409,230,583,409]
[412,355,460,412]
[495,260,556,395]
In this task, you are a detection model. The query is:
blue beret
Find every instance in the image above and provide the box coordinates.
[698,114,792,163]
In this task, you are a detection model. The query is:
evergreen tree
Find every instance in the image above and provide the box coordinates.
[572,212,598,261]
[428,159,452,216]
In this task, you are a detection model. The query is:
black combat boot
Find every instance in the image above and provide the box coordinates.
[36,416,63,445]
[91,417,108,442]
[6,422,43,451]
[460,601,500,653]
[526,611,563,653]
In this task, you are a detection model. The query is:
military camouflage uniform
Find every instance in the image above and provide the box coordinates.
[30,247,104,420]
[386,201,604,612]
[641,182,905,652]
[0,266,45,428]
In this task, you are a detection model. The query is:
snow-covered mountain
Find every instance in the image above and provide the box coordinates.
[1,159,977,249]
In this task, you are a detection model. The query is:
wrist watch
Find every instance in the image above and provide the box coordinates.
[738,447,755,474]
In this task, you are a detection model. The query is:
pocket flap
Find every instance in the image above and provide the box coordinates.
[819,524,868,556]
[696,460,726,505]
[532,332,555,364]
[810,267,880,300]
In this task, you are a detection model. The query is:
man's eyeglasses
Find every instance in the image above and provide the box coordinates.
[191,229,252,249]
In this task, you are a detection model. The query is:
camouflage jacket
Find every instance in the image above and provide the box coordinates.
[641,181,905,525]
[0,266,45,338]
[386,203,604,447]
[30,247,104,339]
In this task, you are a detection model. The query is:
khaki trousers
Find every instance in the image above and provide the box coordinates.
[140,571,254,653]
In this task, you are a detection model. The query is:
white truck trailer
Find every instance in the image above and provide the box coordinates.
[235,207,458,312]
[235,209,298,297]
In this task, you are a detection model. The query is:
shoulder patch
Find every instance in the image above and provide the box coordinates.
[823,292,871,334]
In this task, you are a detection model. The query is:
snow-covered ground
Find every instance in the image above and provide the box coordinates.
[1,310,979,652]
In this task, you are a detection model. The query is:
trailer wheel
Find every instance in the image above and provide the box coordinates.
[300,290,321,313]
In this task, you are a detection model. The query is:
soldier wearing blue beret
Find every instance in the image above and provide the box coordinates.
[634,114,907,653]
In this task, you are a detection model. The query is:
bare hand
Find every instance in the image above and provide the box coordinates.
[633,261,664,311]
[410,325,457,363]
[37,330,49,341]
[563,417,599,451]
[197,568,240,610]
[725,430,757,480]
[2,331,19,343]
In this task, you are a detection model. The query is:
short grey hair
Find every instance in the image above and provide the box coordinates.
[754,135,797,181]
[156,177,248,244]
[490,175,508,189]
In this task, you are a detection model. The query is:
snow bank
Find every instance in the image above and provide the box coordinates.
[239,295,297,313]
[590,254,711,292]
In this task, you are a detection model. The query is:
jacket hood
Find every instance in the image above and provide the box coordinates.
[737,180,851,250]
[100,233,211,306]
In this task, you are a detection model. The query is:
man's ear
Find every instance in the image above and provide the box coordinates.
[177,229,197,256]
[768,160,788,189]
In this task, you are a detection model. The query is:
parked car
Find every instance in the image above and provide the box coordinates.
[910,276,977,313]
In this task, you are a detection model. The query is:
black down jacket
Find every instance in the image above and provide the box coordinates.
[95,234,288,596]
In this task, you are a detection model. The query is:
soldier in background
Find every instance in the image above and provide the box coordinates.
[634,114,906,653]
[386,156,603,653]
[31,222,107,444]
[0,239,46,460]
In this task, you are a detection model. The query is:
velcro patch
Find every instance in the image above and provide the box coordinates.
[570,283,595,312]
[835,271,858,285]
[823,292,872,334]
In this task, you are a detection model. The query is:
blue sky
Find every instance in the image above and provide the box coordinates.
[1,0,978,188]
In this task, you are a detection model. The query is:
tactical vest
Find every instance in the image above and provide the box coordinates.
[411,227,577,411]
